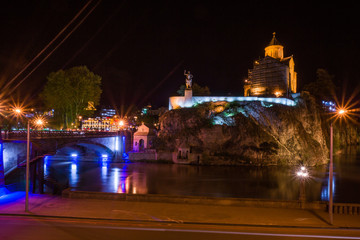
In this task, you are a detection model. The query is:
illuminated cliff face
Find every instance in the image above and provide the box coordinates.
[245,33,297,97]
[161,94,329,166]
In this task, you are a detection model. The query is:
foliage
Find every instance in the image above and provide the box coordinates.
[0,116,16,131]
[303,68,336,102]
[41,66,102,129]
[176,83,211,96]
[136,114,159,129]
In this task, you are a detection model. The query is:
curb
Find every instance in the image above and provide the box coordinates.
[0,212,350,229]
[62,189,327,210]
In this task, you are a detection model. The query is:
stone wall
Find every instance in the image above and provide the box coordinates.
[3,140,27,175]
[128,150,173,162]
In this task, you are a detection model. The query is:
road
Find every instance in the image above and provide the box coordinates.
[1,216,360,240]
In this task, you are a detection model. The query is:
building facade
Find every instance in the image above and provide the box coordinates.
[81,116,125,131]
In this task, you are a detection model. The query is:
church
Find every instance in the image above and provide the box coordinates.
[169,33,298,110]
[244,32,297,97]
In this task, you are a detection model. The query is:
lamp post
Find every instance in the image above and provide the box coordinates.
[25,120,30,212]
[25,117,45,212]
[296,166,309,209]
[329,108,347,225]
[13,107,45,212]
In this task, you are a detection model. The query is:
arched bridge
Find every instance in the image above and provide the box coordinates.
[7,130,131,156]
[1,130,132,175]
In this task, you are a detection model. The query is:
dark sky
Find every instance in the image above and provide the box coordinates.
[1,0,359,112]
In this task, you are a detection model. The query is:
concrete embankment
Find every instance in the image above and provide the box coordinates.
[62,188,326,210]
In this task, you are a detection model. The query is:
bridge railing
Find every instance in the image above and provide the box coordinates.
[5,130,120,139]
[328,203,360,215]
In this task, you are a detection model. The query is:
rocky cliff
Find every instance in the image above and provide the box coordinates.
[157,93,331,166]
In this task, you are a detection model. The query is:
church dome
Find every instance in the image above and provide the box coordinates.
[268,32,282,46]
[265,32,284,59]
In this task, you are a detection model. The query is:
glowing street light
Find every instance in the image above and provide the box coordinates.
[14,108,22,114]
[35,119,43,127]
[296,166,309,208]
[337,109,347,115]
[297,166,309,178]
[34,117,45,129]
[119,120,124,128]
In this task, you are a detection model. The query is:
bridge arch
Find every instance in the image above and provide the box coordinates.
[55,140,114,158]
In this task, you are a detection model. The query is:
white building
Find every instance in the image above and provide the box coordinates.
[132,123,156,152]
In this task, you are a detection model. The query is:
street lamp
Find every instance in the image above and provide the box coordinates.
[329,107,348,225]
[296,166,309,209]
[13,107,45,212]
[35,118,44,127]
[119,120,124,128]
[14,108,22,114]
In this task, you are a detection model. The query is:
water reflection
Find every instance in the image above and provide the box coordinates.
[70,161,78,186]
[321,176,336,201]
[112,168,120,193]
[44,156,49,176]
[101,162,108,180]
[26,146,360,203]
[108,166,148,194]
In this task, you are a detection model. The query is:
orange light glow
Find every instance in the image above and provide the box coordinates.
[35,119,44,126]
[337,109,347,116]
[274,91,282,97]
[33,116,46,129]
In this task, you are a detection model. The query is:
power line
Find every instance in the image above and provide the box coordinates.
[5,0,101,96]
[62,0,126,69]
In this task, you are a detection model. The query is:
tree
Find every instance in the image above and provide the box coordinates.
[176,83,211,96]
[41,66,102,129]
[303,68,336,102]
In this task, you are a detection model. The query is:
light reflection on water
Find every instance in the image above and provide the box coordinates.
[70,162,78,186]
[320,176,336,202]
[43,157,327,201]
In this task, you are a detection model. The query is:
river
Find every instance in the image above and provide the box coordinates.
[5,146,360,203]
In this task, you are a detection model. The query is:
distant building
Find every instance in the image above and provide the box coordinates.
[132,123,156,152]
[81,117,112,131]
[244,32,297,97]
[81,116,125,131]
[99,108,116,117]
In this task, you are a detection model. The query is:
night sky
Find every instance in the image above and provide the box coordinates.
[1,0,359,113]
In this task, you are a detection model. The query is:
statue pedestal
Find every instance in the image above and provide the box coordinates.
[184,89,193,107]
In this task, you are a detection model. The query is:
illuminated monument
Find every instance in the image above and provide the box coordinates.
[169,33,297,110]
[244,32,297,97]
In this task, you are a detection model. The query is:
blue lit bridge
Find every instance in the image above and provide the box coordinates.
[1,130,132,176]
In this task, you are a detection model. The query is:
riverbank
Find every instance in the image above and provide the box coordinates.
[62,188,327,210]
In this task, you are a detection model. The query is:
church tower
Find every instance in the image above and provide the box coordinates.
[265,32,284,60]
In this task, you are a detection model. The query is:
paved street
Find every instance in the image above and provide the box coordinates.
[1,216,360,240]
[1,192,360,239]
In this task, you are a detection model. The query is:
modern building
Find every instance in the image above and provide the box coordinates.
[244,32,297,97]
